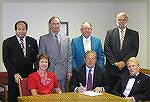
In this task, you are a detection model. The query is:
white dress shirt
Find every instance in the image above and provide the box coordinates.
[83,36,91,53]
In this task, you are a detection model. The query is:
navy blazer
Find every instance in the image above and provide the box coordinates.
[104,28,139,75]
[71,35,104,69]
[112,73,150,101]
[3,36,38,77]
[69,63,110,93]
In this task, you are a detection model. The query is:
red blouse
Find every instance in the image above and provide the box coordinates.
[28,72,59,95]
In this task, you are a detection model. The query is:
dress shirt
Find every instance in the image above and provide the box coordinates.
[52,31,60,43]
[123,73,139,97]
[83,35,91,53]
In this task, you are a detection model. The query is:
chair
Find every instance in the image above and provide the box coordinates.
[0,72,8,102]
[140,68,150,76]
[18,78,31,97]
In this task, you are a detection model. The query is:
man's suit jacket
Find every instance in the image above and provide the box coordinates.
[111,73,150,101]
[3,36,38,77]
[71,35,104,69]
[38,32,72,80]
[69,64,110,92]
[104,28,139,75]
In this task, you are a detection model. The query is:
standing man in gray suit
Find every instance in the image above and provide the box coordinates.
[39,16,72,92]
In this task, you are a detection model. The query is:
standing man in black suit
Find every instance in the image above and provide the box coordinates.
[104,12,139,89]
[111,57,150,101]
[3,21,38,102]
[69,50,110,93]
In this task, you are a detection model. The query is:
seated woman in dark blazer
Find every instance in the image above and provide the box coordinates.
[28,53,62,95]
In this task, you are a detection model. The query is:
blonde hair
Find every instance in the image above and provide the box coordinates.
[127,57,139,66]
[116,12,129,21]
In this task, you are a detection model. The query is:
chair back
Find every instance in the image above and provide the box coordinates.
[0,72,8,102]
[19,78,31,97]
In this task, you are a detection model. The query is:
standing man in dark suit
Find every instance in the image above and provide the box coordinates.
[104,12,139,89]
[39,16,72,92]
[111,57,150,101]
[3,21,38,102]
[71,22,104,69]
[69,50,110,93]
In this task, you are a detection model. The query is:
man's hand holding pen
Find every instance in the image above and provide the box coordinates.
[76,83,86,93]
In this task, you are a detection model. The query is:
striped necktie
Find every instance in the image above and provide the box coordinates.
[20,38,26,57]
[87,69,92,91]
[120,30,124,50]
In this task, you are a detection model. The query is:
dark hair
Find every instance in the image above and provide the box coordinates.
[15,21,28,30]
[84,50,97,59]
[34,53,51,70]
[48,16,61,24]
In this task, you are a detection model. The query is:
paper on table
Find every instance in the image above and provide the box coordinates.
[81,91,103,96]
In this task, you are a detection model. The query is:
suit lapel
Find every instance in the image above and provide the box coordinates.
[114,28,120,51]
[121,28,129,51]
[93,65,99,88]
[78,36,85,55]
[128,74,141,96]
[91,36,96,50]
[80,66,86,87]
[121,77,129,94]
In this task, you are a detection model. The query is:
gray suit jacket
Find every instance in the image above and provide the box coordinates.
[39,32,72,80]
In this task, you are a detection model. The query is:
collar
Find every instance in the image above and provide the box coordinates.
[82,35,91,41]
[118,27,126,33]
[51,30,60,38]
[16,35,26,43]
[86,66,95,72]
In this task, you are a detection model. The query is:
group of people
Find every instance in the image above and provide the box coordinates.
[2,12,150,102]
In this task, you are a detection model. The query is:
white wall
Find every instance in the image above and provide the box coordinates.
[0,0,149,71]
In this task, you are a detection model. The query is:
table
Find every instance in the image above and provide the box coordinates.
[18,92,129,102]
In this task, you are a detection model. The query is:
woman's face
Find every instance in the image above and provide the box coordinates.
[38,58,49,71]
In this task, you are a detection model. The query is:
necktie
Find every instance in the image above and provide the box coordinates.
[87,69,92,91]
[120,30,124,50]
[20,38,25,49]
[129,75,136,79]
[55,35,60,53]
[20,38,26,57]
[85,39,90,53]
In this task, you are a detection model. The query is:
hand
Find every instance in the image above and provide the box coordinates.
[76,83,86,93]
[93,87,104,93]
[14,73,23,84]
[123,97,134,102]
[118,61,126,69]
[67,72,72,81]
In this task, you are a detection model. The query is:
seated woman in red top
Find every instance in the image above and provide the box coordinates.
[28,53,62,95]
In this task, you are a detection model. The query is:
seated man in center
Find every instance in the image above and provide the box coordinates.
[69,50,110,93]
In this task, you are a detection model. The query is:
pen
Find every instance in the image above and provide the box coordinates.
[79,83,83,87]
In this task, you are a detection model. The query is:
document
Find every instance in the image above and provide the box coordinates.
[81,91,103,96]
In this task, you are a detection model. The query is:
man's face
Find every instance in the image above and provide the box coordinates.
[84,52,96,68]
[16,22,27,39]
[49,18,61,35]
[127,61,140,76]
[80,22,92,39]
[116,14,128,29]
